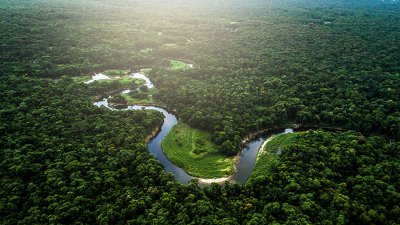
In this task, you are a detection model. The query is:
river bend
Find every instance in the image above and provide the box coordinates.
[92,72,292,185]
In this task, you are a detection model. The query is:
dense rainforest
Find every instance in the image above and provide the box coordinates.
[0,0,399,224]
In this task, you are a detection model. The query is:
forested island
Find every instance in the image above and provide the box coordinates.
[1,0,399,224]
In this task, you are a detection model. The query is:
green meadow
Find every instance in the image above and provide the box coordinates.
[162,122,234,178]
[250,133,299,180]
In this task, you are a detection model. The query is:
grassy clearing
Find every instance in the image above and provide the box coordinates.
[123,95,155,104]
[249,133,299,180]
[71,76,91,83]
[162,122,234,178]
[102,69,130,76]
[121,85,157,104]
[119,76,143,85]
[99,76,144,85]
[169,60,189,70]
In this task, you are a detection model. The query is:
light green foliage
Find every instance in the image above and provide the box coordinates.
[100,76,143,85]
[86,77,144,98]
[250,133,298,180]
[70,75,91,83]
[162,122,234,178]
[102,69,130,76]
[121,87,158,104]
[65,74,140,86]
[169,60,190,70]
[89,76,144,85]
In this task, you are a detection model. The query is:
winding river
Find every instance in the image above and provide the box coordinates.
[92,72,293,186]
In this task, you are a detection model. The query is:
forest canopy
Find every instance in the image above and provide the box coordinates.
[0,0,399,224]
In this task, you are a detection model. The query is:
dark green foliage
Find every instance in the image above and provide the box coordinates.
[0,0,399,224]
[220,140,236,156]
[0,76,167,224]
[128,89,148,100]
[108,94,127,105]
[151,3,400,151]
[247,131,400,224]
[139,85,149,93]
